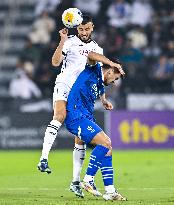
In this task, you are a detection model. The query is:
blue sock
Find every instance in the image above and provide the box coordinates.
[86,145,109,176]
[100,155,114,186]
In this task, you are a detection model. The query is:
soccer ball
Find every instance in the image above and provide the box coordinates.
[62,8,83,28]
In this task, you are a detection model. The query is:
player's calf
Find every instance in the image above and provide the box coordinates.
[79,131,111,197]
[38,101,66,172]
[100,153,127,201]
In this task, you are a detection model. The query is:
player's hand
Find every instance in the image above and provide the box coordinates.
[59,28,68,41]
[109,62,125,76]
[102,99,113,110]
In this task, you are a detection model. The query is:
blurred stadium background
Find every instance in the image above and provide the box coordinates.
[0,0,174,204]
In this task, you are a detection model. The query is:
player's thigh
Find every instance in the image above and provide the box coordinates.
[53,83,69,122]
[53,82,70,106]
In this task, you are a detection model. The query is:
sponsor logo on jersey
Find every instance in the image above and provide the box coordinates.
[79,48,96,56]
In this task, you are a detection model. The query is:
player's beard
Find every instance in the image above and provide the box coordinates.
[78,34,92,42]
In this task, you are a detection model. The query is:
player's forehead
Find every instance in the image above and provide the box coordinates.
[78,22,93,29]
[110,69,121,77]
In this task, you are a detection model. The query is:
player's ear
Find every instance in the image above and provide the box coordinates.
[91,23,94,31]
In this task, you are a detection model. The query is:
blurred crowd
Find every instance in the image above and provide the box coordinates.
[9,0,174,107]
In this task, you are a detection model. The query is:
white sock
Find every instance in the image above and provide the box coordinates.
[83,174,94,182]
[40,120,61,160]
[73,143,86,182]
[105,185,115,193]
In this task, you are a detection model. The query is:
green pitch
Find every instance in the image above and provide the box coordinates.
[0,150,174,205]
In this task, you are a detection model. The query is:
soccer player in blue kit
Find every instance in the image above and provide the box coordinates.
[65,60,127,201]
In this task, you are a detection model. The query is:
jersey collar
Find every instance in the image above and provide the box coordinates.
[101,67,104,82]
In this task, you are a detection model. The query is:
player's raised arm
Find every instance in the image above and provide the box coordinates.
[52,28,68,67]
[88,51,125,75]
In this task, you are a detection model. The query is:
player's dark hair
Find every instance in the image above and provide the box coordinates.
[82,15,93,25]
[113,59,122,74]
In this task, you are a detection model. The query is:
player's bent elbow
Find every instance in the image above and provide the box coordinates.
[52,55,63,67]
[52,60,60,67]
[88,51,95,60]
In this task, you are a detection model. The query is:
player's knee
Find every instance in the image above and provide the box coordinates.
[53,111,66,123]
[102,138,111,149]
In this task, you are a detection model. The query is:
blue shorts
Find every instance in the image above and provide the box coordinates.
[65,118,102,144]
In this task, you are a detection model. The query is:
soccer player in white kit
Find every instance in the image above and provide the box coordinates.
[38,15,123,197]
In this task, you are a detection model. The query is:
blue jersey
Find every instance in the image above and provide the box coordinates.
[65,63,105,125]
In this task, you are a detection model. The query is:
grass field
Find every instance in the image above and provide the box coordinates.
[0,150,174,205]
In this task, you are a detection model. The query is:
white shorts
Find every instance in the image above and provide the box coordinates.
[53,82,71,105]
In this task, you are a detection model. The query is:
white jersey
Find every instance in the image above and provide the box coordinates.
[55,35,103,89]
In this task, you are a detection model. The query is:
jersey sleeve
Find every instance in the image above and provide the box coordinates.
[97,47,103,55]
